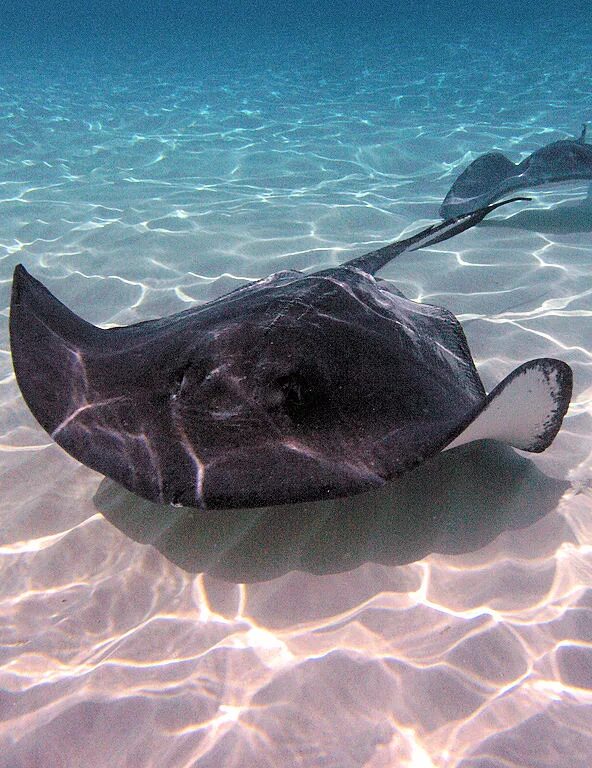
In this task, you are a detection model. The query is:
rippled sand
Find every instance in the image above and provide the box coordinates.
[1,27,592,768]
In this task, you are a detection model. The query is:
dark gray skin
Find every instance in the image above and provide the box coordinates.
[441,125,592,218]
[9,198,571,510]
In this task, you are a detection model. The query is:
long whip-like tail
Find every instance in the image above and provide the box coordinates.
[345,196,530,276]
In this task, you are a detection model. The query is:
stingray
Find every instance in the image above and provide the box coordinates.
[10,198,572,510]
[440,125,592,218]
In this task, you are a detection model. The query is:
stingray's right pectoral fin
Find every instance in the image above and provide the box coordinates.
[446,358,573,453]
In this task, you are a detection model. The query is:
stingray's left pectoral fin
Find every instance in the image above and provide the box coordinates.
[446,358,573,453]
[10,264,106,436]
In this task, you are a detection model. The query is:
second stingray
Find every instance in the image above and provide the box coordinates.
[441,126,592,218]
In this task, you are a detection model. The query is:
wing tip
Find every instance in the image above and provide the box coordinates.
[482,357,573,453]
[11,263,33,307]
[503,357,572,452]
[446,358,573,453]
[512,357,572,452]
[10,266,107,439]
[10,264,101,349]
[11,263,64,328]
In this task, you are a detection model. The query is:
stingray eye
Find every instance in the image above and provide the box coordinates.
[276,370,323,427]
[171,359,208,399]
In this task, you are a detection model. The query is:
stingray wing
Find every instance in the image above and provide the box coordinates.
[10,265,206,505]
[445,358,572,452]
[440,152,519,218]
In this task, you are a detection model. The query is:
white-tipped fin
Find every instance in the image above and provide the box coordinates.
[446,359,572,453]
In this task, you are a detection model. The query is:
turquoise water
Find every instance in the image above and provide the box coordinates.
[1,9,592,767]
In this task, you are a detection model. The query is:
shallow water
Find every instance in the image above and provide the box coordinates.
[1,12,592,768]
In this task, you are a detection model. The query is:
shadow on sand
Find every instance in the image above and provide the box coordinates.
[94,441,569,583]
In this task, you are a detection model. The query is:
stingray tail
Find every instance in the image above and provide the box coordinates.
[345,197,530,276]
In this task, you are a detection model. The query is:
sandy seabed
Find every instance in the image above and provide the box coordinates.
[1,29,592,768]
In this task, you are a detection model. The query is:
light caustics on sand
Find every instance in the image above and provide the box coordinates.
[1,488,591,767]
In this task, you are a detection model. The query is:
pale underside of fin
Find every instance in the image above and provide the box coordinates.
[445,358,572,453]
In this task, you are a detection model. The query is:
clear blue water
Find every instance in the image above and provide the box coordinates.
[1,4,592,767]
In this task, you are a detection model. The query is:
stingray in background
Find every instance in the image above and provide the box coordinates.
[10,198,572,510]
[440,125,592,218]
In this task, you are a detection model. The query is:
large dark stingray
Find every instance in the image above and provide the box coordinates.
[10,198,572,510]
[441,125,592,218]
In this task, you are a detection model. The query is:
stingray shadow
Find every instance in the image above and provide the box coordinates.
[479,185,592,234]
[94,442,568,583]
